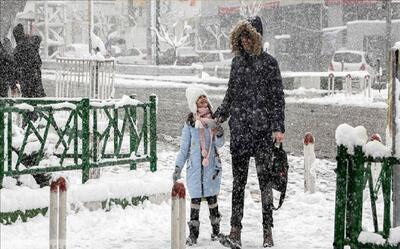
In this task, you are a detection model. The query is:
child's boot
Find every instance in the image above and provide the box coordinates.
[186,220,200,246]
[210,214,222,241]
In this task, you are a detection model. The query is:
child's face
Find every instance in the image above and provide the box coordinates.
[196,95,208,108]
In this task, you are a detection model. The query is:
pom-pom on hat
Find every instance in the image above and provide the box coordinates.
[185,86,212,113]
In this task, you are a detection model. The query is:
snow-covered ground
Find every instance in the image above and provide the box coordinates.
[1,139,339,249]
[1,74,392,248]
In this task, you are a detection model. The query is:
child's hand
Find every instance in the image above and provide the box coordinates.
[172,166,182,182]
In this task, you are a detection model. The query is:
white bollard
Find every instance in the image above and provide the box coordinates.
[49,182,58,249]
[171,181,186,249]
[49,177,68,249]
[304,132,316,193]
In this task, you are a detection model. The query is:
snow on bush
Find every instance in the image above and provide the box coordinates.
[335,123,368,154]
[18,175,40,189]
[364,140,391,158]
[2,176,18,189]
[358,231,386,245]
[1,170,171,213]
[389,226,400,245]
[15,103,34,112]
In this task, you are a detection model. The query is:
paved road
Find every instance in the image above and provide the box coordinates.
[43,79,387,160]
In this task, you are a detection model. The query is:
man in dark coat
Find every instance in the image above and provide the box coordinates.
[0,39,18,97]
[13,23,46,98]
[214,16,285,248]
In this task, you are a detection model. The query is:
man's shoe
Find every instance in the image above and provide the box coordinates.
[211,232,223,241]
[219,226,241,249]
[263,227,274,247]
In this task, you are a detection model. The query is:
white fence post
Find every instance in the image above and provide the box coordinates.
[49,177,68,249]
[55,58,115,99]
[363,75,371,97]
[328,73,335,95]
[304,132,316,193]
[345,74,352,96]
[171,181,186,249]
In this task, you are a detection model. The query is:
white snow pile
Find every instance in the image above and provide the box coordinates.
[39,102,77,110]
[286,92,387,109]
[364,140,391,158]
[15,103,34,112]
[90,95,142,108]
[335,124,368,154]
[388,226,400,245]
[90,31,107,57]
[115,95,142,108]
[358,231,386,245]
[0,169,171,213]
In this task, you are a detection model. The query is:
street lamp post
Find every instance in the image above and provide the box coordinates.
[88,0,93,53]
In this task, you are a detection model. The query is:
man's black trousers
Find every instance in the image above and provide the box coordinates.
[230,152,274,230]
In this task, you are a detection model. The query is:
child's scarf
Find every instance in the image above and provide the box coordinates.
[195,107,214,167]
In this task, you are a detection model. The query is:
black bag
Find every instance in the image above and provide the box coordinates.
[270,143,289,210]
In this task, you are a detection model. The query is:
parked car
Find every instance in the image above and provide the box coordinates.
[116,48,147,65]
[198,50,234,67]
[175,47,200,66]
[328,50,375,76]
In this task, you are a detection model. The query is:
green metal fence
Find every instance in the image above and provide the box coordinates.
[333,145,398,249]
[0,95,157,188]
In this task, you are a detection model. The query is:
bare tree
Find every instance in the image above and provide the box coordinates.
[151,19,192,64]
[239,0,262,18]
[196,35,207,51]
[205,24,228,50]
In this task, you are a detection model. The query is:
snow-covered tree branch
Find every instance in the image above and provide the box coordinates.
[205,24,227,49]
[151,19,192,64]
[240,0,262,18]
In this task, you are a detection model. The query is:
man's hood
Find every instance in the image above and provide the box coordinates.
[230,17,263,56]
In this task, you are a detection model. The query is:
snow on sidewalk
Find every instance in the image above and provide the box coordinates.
[1,140,339,249]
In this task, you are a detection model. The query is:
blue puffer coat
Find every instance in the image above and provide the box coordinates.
[175,123,224,199]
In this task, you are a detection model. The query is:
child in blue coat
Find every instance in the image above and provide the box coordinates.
[173,86,224,246]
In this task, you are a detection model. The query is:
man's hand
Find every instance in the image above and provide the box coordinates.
[11,86,19,98]
[273,132,284,143]
[211,124,224,137]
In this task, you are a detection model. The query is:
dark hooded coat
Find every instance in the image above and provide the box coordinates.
[0,40,17,97]
[13,24,46,98]
[214,17,285,156]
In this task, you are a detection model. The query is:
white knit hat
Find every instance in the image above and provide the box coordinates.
[185,86,213,113]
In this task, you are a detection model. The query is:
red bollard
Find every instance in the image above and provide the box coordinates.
[171,181,186,249]
[370,133,382,142]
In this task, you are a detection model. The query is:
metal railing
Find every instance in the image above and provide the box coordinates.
[0,95,157,188]
[55,57,115,99]
[333,145,397,249]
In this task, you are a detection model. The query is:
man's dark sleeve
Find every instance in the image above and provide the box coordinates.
[213,57,236,123]
[5,58,17,90]
[13,49,22,83]
[270,59,285,133]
